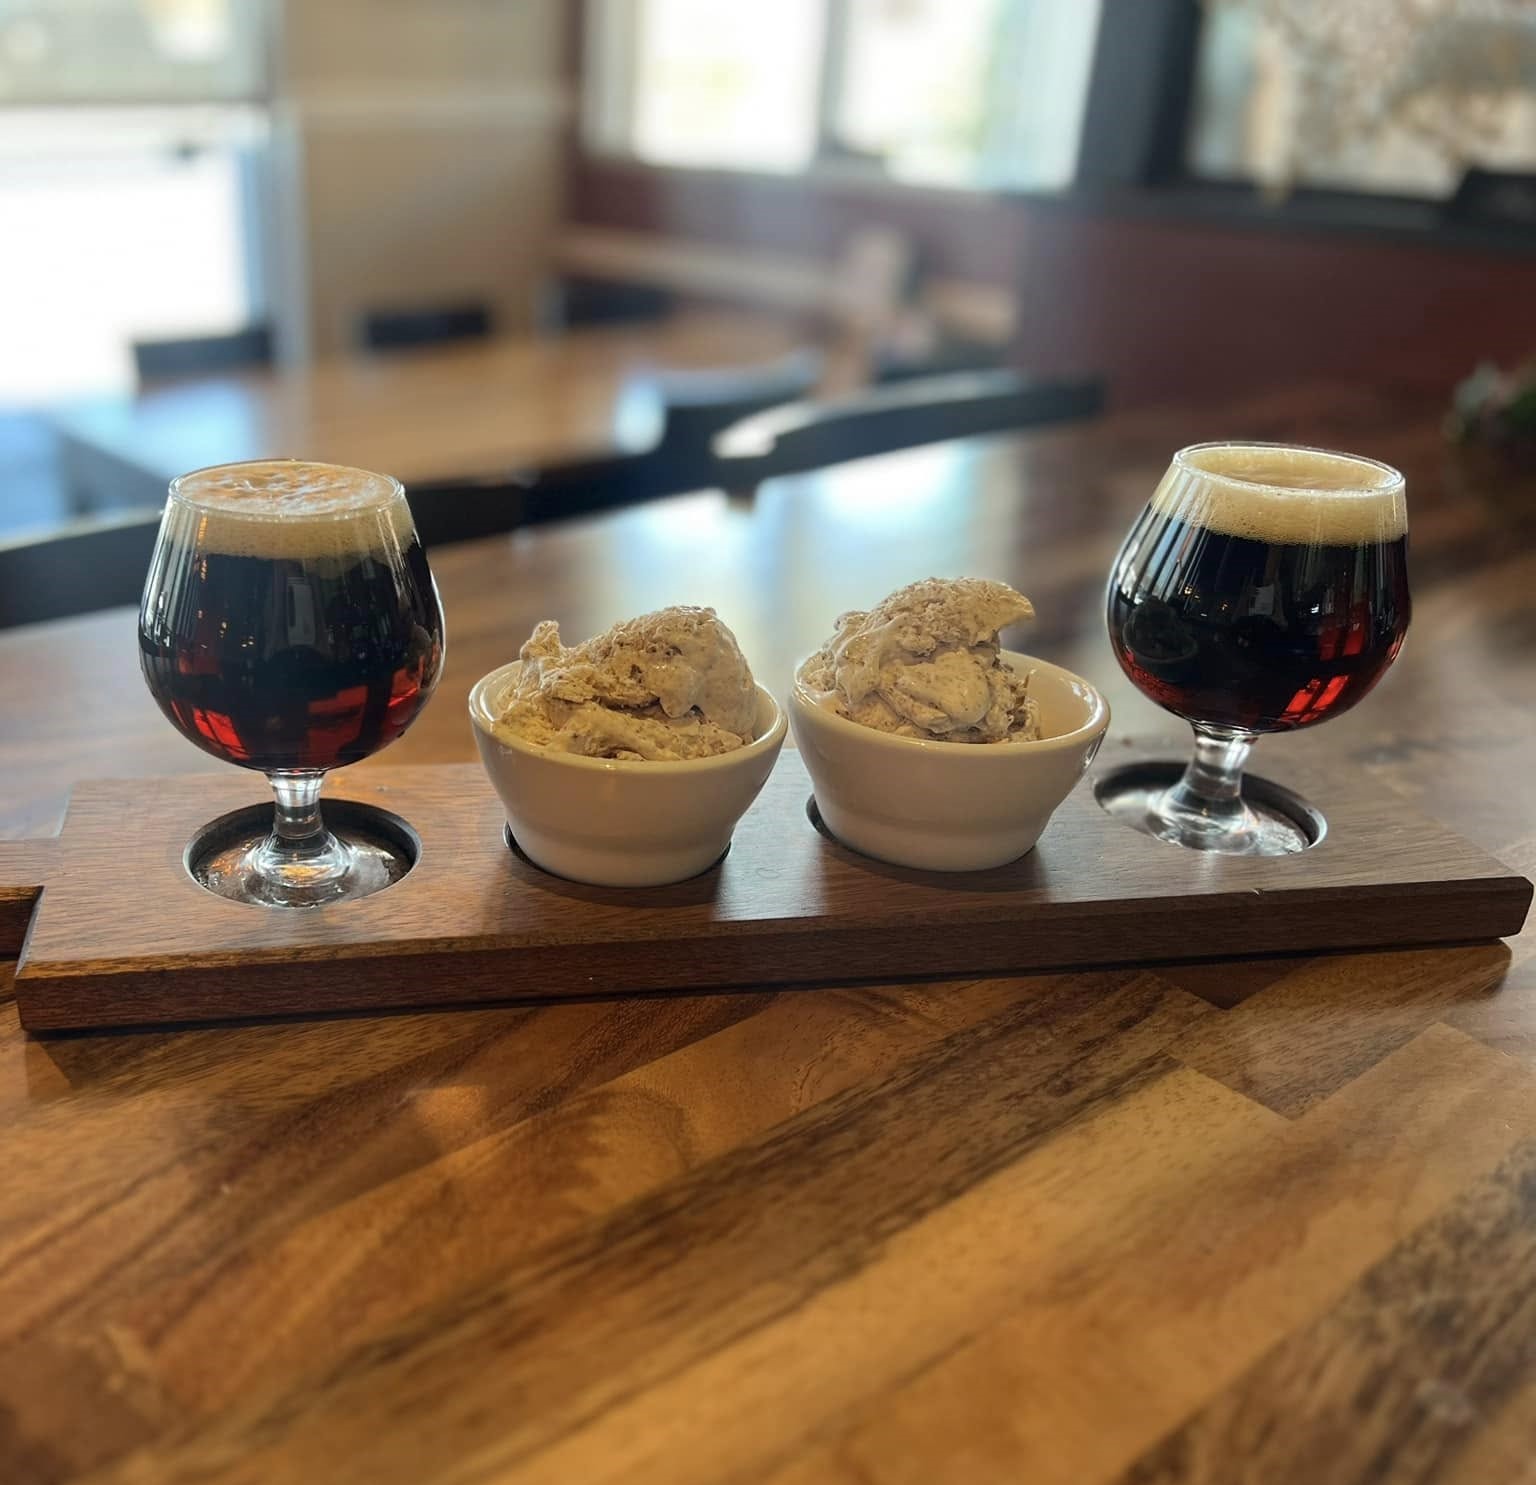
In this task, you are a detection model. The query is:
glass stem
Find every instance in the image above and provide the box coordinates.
[229,769,371,905]
[1160,726,1256,842]
[266,770,332,864]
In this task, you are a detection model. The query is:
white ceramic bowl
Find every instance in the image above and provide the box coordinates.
[788,650,1109,872]
[469,661,787,887]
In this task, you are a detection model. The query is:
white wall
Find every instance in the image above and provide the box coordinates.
[267,0,568,359]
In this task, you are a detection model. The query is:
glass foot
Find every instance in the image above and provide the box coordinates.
[1095,762,1325,857]
[187,800,417,908]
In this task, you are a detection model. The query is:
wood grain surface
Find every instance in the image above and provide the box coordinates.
[3,383,1536,1483]
[7,753,1529,1031]
[0,840,52,956]
[51,310,800,496]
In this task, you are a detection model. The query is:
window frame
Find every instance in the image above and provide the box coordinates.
[576,0,1536,251]
[1073,0,1536,251]
[1075,0,1200,189]
[582,0,1104,195]
[0,0,271,108]
[0,0,279,392]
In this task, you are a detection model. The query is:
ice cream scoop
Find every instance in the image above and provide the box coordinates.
[469,606,784,885]
[799,577,1039,743]
[490,606,758,761]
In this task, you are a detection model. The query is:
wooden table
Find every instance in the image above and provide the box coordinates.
[50,311,802,511]
[4,385,1535,1484]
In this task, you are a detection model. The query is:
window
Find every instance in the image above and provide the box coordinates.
[0,0,268,397]
[0,109,264,399]
[829,0,1100,190]
[1188,0,1536,198]
[0,0,266,103]
[626,0,826,172]
[586,0,1103,192]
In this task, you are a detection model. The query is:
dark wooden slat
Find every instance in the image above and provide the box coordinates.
[0,839,55,959]
[42,981,1030,1417]
[69,973,1209,1484]
[730,1022,1536,1485]
[1169,943,1517,1117]
[1118,1134,1536,1485]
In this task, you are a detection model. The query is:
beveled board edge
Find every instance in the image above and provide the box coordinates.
[15,873,1533,1031]
[0,839,56,959]
[7,754,1535,1032]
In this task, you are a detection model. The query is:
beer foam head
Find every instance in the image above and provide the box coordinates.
[168,459,411,559]
[1154,443,1407,546]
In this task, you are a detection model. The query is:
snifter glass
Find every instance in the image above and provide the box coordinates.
[139,460,445,907]
[1105,442,1410,855]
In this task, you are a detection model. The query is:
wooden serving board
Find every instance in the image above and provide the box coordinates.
[1,749,1529,1032]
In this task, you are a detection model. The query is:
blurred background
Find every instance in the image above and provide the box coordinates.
[5,0,1536,594]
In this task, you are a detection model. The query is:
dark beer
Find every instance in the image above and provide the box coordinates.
[1108,449,1410,734]
[139,463,443,772]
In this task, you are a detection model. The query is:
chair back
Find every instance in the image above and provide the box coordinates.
[133,325,273,383]
[712,370,1105,488]
[400,475,532,548]
[502,349,828,527]
[543,276,676,330]
[361,303,493,351]
[0,510,161,629]
[0,476,544,626]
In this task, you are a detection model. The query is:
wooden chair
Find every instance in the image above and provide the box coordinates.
[539,275,676,330]
[0,509,161,629]
[132,325,273,383]
[711,369,1105,492]
[360,302,493,352]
